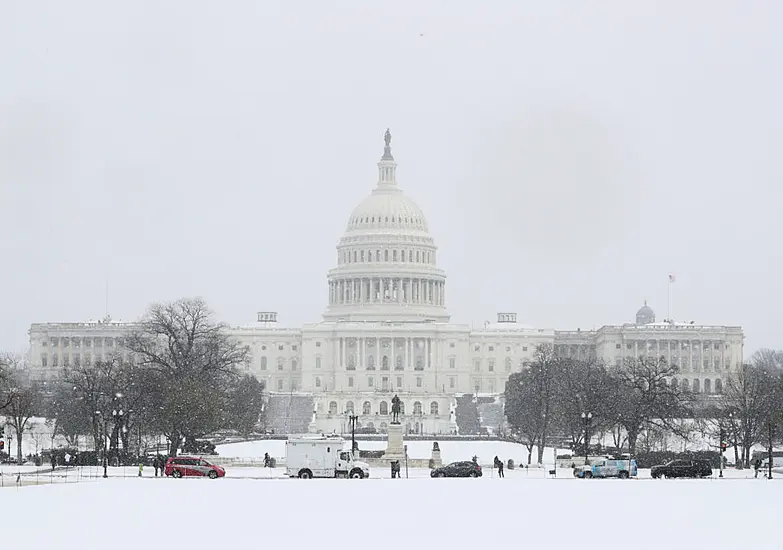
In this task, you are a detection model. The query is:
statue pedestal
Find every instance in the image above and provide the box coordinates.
[385,422,405,461]
[431,449,443,468]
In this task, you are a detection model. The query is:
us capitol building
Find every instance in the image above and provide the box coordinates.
[26,131,745,435]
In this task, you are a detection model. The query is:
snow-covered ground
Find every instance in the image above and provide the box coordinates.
[216,438,555,465]
[1,467,780,549]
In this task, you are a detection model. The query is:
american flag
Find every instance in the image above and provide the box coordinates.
[669,274,676,283]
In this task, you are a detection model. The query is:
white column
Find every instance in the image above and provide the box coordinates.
[404,337,409,369]
[397,278,402,303]
[391,338,396,370]
[340,338,345,367]
[427,338,432,368]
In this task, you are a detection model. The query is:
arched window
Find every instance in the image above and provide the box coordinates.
[505,357,512,371]
[348,355,356,370]
[345,401,354,413]
[693,379,701,393]
[395,355,403,370]
[315,377,321,388]
[260,356,267,370]
[682,379,690,391]
[408,250,413,262]
[291,359,298,371]
[363,401,371,415]
[399,401,405,415]
[315,357,321,369]
[380,401,389,415]
[382,356,389,370]
[353,251,357,262]
[415,357,423,370]
[704,379,712,394]
[393,250,397,262]
[360,250,365,262]
[715,378,723,394]
[416,251,420,262]
[329,401,338,415]
[413,401,422,415]
[375,250,380,262]
[367,355,375,369]
[430,401,439,415]
[400,250,405,262]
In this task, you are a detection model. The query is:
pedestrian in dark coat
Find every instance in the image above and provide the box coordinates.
[153,456,160,477]
[494,456,504,478]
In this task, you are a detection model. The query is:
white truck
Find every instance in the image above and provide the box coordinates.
[285,435,370,479]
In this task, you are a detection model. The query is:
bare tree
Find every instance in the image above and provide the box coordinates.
[606,356,692,454]
[124,298,249,455]
[0,373,43,463]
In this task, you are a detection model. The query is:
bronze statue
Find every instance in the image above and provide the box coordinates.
[391,394,401,424]
[384,128,392,148]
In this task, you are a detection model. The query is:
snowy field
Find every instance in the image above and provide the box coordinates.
[216,438,557,465]
[0,467,780,549]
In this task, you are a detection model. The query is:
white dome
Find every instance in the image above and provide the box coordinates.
[323,130,449,323]
[345,187,429,235]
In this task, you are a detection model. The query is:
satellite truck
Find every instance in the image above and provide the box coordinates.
[285,434,371,479]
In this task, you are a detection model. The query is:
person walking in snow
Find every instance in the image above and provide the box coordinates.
[494,456,504,478]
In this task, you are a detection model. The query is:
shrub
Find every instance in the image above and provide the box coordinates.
[428,458,435,469]
[359,450,385,459]
[269,457,277,468]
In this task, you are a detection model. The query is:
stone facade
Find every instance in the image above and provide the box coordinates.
[25,133,744,434]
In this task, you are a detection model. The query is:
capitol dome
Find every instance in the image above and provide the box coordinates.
[636,301,655,325]
[323,130,449,323]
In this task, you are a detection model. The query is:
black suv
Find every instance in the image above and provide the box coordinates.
[431,461,483,478]
[651,459,713,479]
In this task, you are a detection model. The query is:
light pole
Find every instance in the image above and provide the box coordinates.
[346,413,358,456]
[581,412,593,465]
[95,411,108,478]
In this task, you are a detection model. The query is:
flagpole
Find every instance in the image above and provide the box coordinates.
[668,278,671,322]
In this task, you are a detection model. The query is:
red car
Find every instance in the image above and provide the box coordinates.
[164,456,226,479]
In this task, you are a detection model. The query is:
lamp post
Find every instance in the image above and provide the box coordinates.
[581,412,593,465]
[346,413,358,457]
[95,411,108,478]
[719,423,725,478]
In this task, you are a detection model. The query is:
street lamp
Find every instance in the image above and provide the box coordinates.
[95,411,108,478]
[346,412,359,457]
[581,412,593,465]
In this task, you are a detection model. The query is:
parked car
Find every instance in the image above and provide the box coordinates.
[651,459,712,479]
[164,456,226,479]
[574,458,637,479]
[430,461,482,478]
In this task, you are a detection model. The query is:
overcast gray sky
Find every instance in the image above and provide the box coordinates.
[1,1,781,354]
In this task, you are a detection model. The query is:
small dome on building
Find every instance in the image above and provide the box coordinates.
[635,301,655,325]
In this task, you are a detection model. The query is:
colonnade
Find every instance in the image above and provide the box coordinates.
[328,277,445,306]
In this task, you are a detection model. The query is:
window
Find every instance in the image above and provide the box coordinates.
[315,377,321,388]
[715,378,723,394]
[449,357,456,369]
[52,354,58,367]
[41,354,48,367]
[329,401,338,415]
[449,377,455,389]
[381,376,389,391]
[278,345,284,351]
[416,377,422,388]
[704,379,712,394]
[489,346,494,352]
[261,345,267,350]
[380,401,389,415]
[415,357,423,370]
[348,376,354,387]
[348,355,356,370]
[522,346,528,352]
[413,401,422,415]
[395,355,403,370]
[346,401,354,413]
[277,357,284,370]
[616,343,621,349]
[367,356,375,370]
[474,345,480,351]
[488,380,495,393]
[73,354,81,367]
[393,250,397,261]
[292,345,298,351]
[291,359,298,371]
[384,250,389,261]
[396,376,403,387]
[363,401,371,414]
[260,357,267,370]
[474,359,481,372]
[430,401,439,415]
[315,357,321,369]
[368,376,374,387]
[316,341,321,347]
[505,357,512,371]
[488,359,495,372]
[277,379,283,391]
[450,342,455,348]
[382,356,389,370]
[63,355,70,366]
[693,379,701,393]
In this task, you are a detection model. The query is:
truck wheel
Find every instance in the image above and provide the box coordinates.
[298,469,313,479]
[350,469,364,479]
[583,471,593,479]
[618,471,629,479]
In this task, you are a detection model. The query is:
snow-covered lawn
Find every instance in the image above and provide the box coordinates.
[216,438,554,465]
[0,466,780,549]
